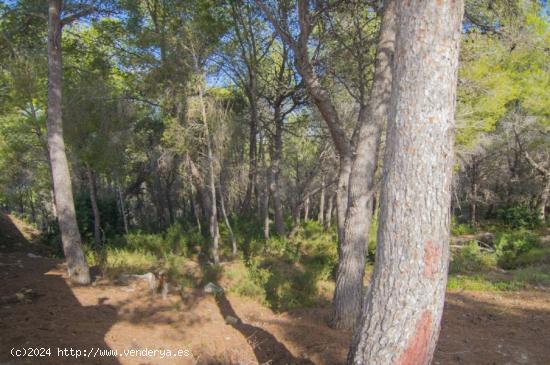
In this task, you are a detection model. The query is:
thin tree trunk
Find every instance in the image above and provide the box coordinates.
[196,67,220,265]
[348,1,463,363]
[191,189,202,233]
[219,181,237,257]
[263,180,270,240]
[206,123,220,265]
[318,177,325,225]
[270,105,286,236]
[304,195,310,221]
[47,0,90,284]
[331,0,397,330]
[470,157,478,226]
[86,164,102,247]
[118,187,129,234]
[28,190,37,224]
[538,179,550,222]
[165,180,175,225]
[325,192,334,229]
[243,72,259,212]
[336,157,352,240]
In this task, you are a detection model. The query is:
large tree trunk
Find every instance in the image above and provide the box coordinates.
[86,165,102,247]
[270,106,286,236]
[348,1,463,363]
[331,0,397,330]
[47,0,90,284]
[336,157,352,238]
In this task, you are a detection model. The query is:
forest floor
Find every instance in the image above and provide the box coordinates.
[1,214,550,365]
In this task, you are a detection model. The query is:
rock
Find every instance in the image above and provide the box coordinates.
[203,282,224,294]
[118,272,156,290]
[224,315,239,325]
[27,253,42,259]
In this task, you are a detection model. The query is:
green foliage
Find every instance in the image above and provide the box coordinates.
[224,221,336,310]
[450,241,496,274]
[451,218,476,235]
[86,246,158,279]
[513,247,550,267]
[513,265,550,286]
[447,275,524,291]
[495,229,541,269]
[225,261,269,304]
[496,205,539,229]
[457,2,550,147]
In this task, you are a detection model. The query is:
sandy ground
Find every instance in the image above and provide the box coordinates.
[1,214,549,364]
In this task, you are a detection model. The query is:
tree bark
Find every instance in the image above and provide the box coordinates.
[348,0,463,363]
[318,177,325,225]
[191,188,202,233]
[242,72,259,211]
[518,143,550,222]
[47,0,90,284]
[325,192,334,229]
[118,186,129,234]
[263,179,270,240]
[331,0,397,330]
[219,182,237,257]
[197,79,221,265]
[537,178,550,222]
[470,157,478,226]
[269,105,286,236]
[86,165,102,247]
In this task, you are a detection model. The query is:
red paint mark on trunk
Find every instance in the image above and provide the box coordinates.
[424,239,441,278]
[397,310,433,365]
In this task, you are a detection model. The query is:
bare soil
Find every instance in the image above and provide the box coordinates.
[1,215,549,364]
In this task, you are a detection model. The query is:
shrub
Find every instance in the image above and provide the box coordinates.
[164,223,191,256]
[101,247,158,279]
[225,261,269,304]
[124,232,170,257]
[451,222,476,236]
[449,241,496,274]
[496,205,539,229]
[495,229,541,269]
[514,247,550,267]
[513,265,550,286]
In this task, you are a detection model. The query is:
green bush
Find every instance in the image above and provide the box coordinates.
[164,223,191,256]
[123,232,170,256]
[100,247,158,279]
[449,241,496,274]
[513,247,550,267]
[451,222,476,236]
[226,261,269,304]
[496,205,539,229]
[495,229,541,269]
[513,265,550,286]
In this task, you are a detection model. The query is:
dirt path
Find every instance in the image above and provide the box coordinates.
[1,252,549,365]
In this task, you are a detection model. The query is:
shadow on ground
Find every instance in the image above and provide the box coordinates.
[0,213,120,365]
[215,292,314,365]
